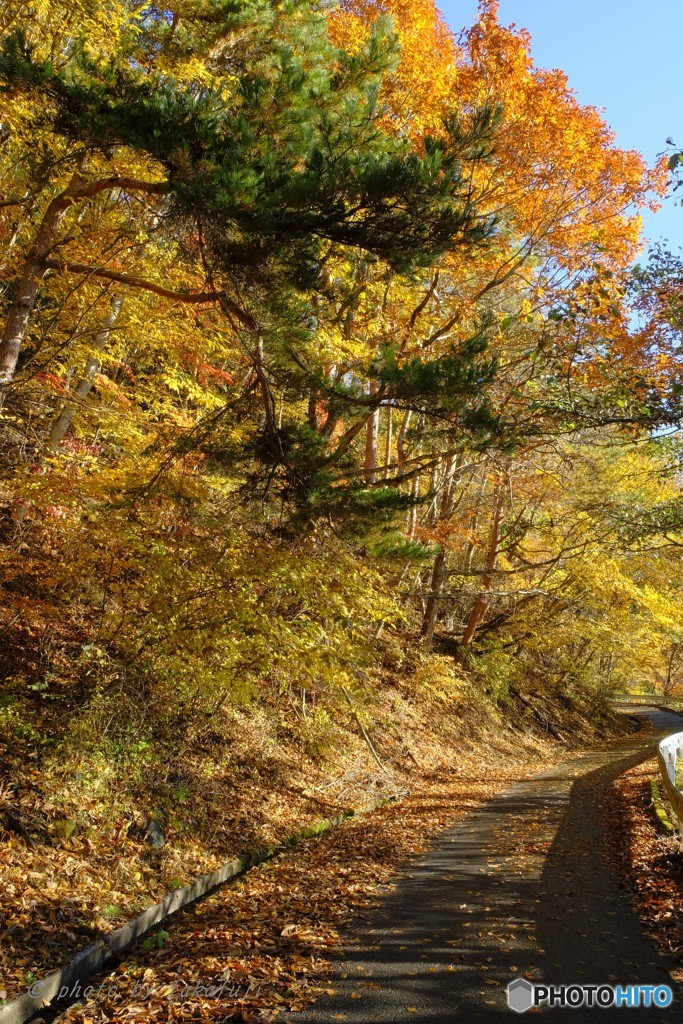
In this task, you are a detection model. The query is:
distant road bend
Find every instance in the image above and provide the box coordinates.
[290,706,683,1023]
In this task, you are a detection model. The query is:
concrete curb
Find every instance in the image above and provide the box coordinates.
[0,795,400,1024]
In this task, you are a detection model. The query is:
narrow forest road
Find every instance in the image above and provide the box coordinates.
[289,708,683,1023]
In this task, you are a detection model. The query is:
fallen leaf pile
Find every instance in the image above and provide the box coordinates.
[2,680,635,1022]
[606,759,683,967]
[13,750,566,1023]
[5,675,624,998]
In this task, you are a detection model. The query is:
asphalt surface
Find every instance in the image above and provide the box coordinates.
[288,707,683,1023]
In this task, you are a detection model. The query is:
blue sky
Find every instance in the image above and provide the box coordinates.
[437,0,683,260]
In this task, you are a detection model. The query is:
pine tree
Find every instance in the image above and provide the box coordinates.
[0,4,497,388]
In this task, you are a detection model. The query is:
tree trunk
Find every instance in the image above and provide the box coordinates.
[364,404,379,483]
[0,172,86,389]
[439,454,462,516]
[427,464,439,525]
[384,405,393,479]
[254,336,277,437]
[422,547,447,645]
[0,173,168,393]
[407,474,420,540]
[397,409,412,466]
[663,645,681,698]
[48,293,125,451]
[462,468,486,575]
[460,483,504,649]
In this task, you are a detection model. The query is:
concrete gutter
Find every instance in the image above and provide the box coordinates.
[0,796,398,1024]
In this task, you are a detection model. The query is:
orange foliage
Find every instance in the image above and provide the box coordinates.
[328,0,460,138]
[460,1,666,275]
[331,0,665,283]
[329,0,668,391]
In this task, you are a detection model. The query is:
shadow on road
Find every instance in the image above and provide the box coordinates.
[288,711,683,1023]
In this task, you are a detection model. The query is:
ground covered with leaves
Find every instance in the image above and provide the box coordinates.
[37,747,566,1023]
[607,758,683,972]
[1,676,628,1016]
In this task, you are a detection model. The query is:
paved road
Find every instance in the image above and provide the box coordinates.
[289,708,683,1023]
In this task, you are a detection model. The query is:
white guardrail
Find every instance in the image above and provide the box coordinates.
[614,692,683,708]
[658,732,683,830]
